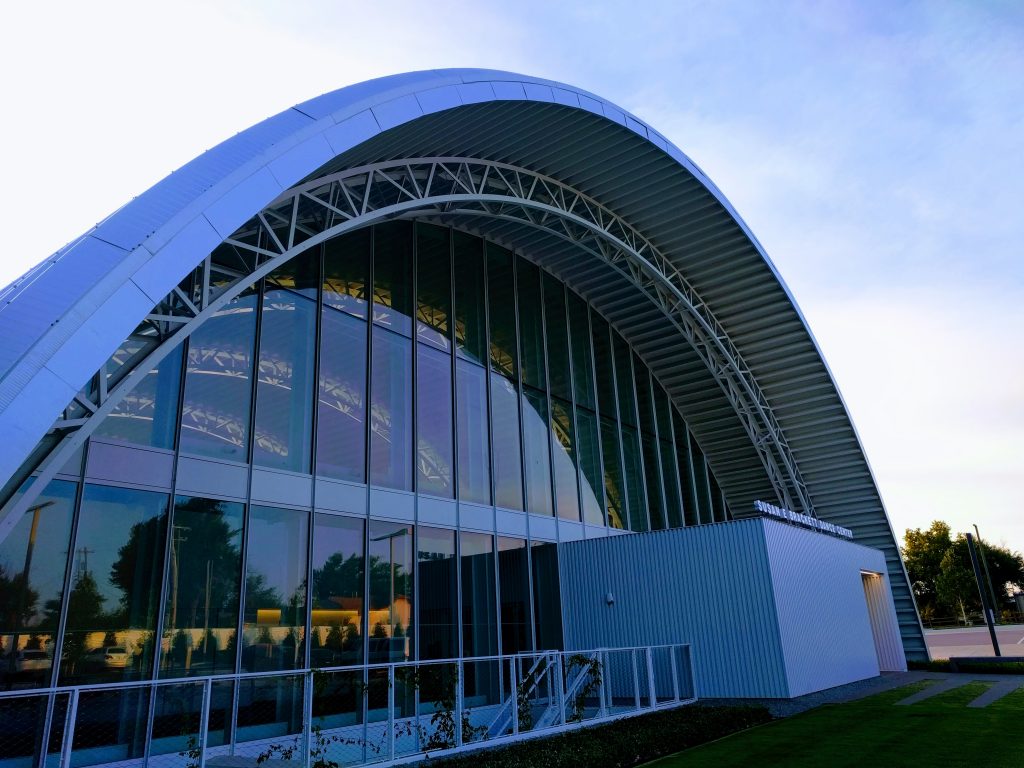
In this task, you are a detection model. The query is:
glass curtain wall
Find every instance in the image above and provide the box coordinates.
[3,220,741,694]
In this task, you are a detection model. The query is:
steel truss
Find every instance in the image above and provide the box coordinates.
[1,157,811,537]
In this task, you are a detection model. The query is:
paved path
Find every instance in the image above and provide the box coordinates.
[894,676,965,705]
[967,678,1024,708]
[702,671,1024,716]
[925,624,1024,659]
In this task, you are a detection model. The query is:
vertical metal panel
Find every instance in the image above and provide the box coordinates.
[560,518,904,699]
[762,519,892,697]
[861,571,907,672]
[557,519,790,698]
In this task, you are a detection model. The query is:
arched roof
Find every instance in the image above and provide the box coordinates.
[0,68,925,657]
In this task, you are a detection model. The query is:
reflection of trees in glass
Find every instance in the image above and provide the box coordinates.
[368,556,409,603]
[53,572,103,673]
[110,516,167,624]
[0,565,38,632]
[164,498,241,632]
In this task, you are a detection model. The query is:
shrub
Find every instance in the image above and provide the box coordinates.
[417,705,771,768]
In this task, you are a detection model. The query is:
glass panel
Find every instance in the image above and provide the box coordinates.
[641,433,666,530]
[70,688,149,767]
[543,274,571,400]
[235,676,303,749]
[94,346,182,450]
[180,289,258,461]
[530,542,563,651]
[689,433,712,525]
[417,527,457,660]
[614,335,637,427]
[372,221,413,336]
[453,231,486,365]
[490,372,523,510]
[576,407,605,526]
[456,359,490,505]
[60,485,168,684]
[416,223,452,350]
[368,521,413,662]
[591,314,616,418]
[242,505,307,672]
[323,228,370,319]
[661,439,684,528]
[266,248,319,301]
[316,309,367,483]
[550,397,580,522]
[370,327,412,490]
[600,417,626,530]
[516,259,546,391]
[656,387,683,528]
[497,537,531,654]
[311,514,364,668]
[633,355,657,437]
[159,496,242,678]
[486,245,517,378]
[0,480,75,689]
[522,387,553,517]
[460,532,496,658]
[416,345,454,498]
[673,411,699,527]
[568,293,595,410]
[309,669,363,764]
[710,472,726,523]
[253,287,316,472]
[621,427,648,532]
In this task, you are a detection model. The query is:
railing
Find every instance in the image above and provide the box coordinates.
[0,645,694,768]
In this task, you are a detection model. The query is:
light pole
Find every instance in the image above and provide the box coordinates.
[973,524,1001,623]
[370,528,409,644]
[7,500,54,679]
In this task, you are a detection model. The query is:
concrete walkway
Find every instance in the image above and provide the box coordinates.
[701,671,1024,717]
[967,678,1024,708]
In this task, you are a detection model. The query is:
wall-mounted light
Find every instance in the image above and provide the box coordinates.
[605,592,615,606]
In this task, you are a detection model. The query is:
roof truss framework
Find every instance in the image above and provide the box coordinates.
[1,156,812,535]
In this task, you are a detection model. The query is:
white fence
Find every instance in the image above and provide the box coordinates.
[0,645,694,768]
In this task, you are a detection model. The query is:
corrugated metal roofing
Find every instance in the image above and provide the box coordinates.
[0,68,926,659]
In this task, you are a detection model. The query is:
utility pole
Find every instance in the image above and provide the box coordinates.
[966,533,1001,657]
[973,524,1001,622]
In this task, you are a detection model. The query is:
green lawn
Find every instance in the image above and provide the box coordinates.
[647,679,1024,768]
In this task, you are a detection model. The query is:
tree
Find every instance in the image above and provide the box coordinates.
[902,521,952,614]
[903,521,1024,622]
[936,549,976,624]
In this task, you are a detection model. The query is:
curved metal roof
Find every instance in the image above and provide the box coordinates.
[0,68,925,658]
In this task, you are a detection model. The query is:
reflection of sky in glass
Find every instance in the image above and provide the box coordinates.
[74,485,167,610]
[1,479,76,626]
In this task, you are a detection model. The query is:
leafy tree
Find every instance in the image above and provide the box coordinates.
[903,521,1024,622]
[902,521,951,613]
[936,549,976,624]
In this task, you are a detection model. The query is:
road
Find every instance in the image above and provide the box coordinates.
[924,624,1024,659]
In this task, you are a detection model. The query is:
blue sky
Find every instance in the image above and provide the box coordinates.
[1,1,1021,549]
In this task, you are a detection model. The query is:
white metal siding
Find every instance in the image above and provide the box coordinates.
[559,518,905,699]
[558,519,790,698]
[762,519,886,697]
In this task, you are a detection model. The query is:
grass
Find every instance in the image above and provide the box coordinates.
[646,679,1024,768]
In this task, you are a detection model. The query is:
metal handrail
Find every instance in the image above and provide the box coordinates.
[0,644,696,768]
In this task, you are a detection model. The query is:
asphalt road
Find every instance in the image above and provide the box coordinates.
[924,623,1024,659]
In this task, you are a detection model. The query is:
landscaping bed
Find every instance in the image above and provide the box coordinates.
[416,705,771,768]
